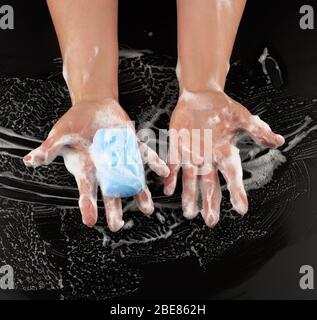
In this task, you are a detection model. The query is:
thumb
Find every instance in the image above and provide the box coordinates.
[23,130,66,168]
[240,114,285,149]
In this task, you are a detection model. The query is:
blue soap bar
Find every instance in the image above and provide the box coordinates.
[90,127,145,198]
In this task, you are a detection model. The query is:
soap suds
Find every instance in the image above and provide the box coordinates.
[208,115,220,126]
[1,53,316,298]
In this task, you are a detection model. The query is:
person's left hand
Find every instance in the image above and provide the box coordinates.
[163,90,285,227]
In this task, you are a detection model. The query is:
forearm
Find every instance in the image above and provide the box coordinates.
[47,0,119,103]
[177,0,246,92]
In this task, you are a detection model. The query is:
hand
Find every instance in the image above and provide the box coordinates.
[23,99,170,232]
[163,90,285,227]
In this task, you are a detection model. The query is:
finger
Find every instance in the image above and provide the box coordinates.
[134,186,155,215]
[199,167,222,228]
[23,128,67,168]
[64,151,98,227]
[163,130,181,196]
[77,177,98,228]
[139,143,170,178]
[103,197,124,232]
[182,164,199,219]
[216,145,248,215]
[240,115,285,148]
[163,163,180,196]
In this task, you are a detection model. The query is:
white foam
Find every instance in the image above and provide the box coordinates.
[119,49,152,59]
[208,115,220,126]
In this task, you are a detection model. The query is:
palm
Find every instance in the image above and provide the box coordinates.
[164,90,285,227]
[24,99,169,231]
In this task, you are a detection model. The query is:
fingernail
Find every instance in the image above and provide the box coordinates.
[276,134,285,146]
[232,194,248,216]
[23,154,32,167]
[24,154,31,161]
[205,210,220,228]
[23,148,47,168]
[162,166,170,178]
[108,219,125,232]
[83,221,94,228]
[80,197,97,227]
[164,186,173,196]
[183,204,199,220]
[143,204,155,215]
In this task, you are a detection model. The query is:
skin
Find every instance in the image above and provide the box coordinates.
[23,0,169,232]
[164,0,285,227]
[24,0,284,231]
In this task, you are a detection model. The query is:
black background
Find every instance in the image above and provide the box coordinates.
[0,0,317,96]
[0,0,317,301]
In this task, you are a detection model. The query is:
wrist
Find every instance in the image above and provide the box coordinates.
[65,71,119,105]
[176,84,230,106]
[70,84,118,105]
[63,46,119,104]
[176,59,229,95]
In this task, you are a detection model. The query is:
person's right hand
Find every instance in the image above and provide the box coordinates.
[23,99,170,232]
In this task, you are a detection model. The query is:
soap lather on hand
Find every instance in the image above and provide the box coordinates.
[90,127,145,198]
[23,99,170,232]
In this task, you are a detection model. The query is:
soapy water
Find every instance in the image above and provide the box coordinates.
[0,51,317,298]
[258,47,283,87]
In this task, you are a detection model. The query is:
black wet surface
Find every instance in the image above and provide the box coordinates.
[0,53,317,300]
